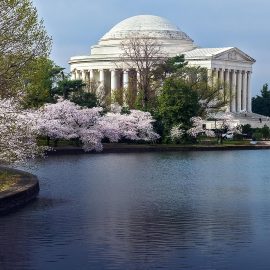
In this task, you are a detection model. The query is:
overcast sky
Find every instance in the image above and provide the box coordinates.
[32,0,270,96]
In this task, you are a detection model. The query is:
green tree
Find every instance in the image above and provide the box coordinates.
[0,0,51,97]
[70,91,98,108]
[153,55,187,80]
[261,124,270,139]
[241,124,253,138]
[252,83,270,116]
[22,58,63,108]
[171,66,229,116]
[53,79,85,99]
[154,62,229,142]
[157,77,201,141]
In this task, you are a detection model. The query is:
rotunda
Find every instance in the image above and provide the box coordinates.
[69,15,255,112]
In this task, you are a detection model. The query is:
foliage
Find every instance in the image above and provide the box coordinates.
[170,125,185,143]
[261,124,270,139]
[0,0,51,97]
[170,117,215,144]
[187,117,215,138]
[111,87,137,109]
[156,77,201,141]
[170,66,229,116]
[36,99,159,151]
[153,55,187,80]
[111,88,124,106]
[252,83,270,116]
[241,124,252,138]
[0,98,47,165]
[70,91,98,108]
[53,79,85,99]
[152,57,229,142]
[22,58,63,108]
[252,131,263,141]
[51,76,99,108]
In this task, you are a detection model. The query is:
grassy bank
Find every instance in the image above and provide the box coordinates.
[0,171,20,192]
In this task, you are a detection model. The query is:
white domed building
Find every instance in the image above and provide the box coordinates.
[69,15,255,112]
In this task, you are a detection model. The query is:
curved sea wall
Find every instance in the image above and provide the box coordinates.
[0,167,39,215]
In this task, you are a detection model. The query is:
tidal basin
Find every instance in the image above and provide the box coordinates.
[1,150,270,269]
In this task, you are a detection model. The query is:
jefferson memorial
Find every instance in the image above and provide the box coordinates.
[69,15,255,112]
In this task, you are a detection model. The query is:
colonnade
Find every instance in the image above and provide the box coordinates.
[210,68,252,112]
[71,67,252,112]
[71,68,137,105]
[72,68,133,88]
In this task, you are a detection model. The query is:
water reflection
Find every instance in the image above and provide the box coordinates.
[0,151,270,269]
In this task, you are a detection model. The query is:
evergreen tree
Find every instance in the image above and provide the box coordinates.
[252,83,270,116]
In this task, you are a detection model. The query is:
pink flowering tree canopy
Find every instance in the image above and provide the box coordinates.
[36,99,160,151]
[0,98,47,165]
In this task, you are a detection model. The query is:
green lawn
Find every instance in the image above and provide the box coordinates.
[0,171,20,192]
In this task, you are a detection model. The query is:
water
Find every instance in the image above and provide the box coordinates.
[1,150,270,269]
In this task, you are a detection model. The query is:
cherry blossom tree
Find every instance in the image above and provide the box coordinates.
[187,117,215,138]
[100,109,160,142]
[170,125,185,143]
[0,98,46,164]
[170,117,215,142]
[37,99,159,151]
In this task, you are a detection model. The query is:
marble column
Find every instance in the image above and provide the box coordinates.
[87,69,93,92]
[111,69,117,91]
[236,70,242,112]
[89,69,94,82]
[96,69,105,104]
[99,69,105,87]
[207,69,213,87]
[83,70,87,82]
[75,70,78,79]
[224,69,230,111]
[231,70,237,113]
[71,70,76,80]
[123,70,129,88]
[123,69,129,106]
[213,68,219,85]
[137,70,141,94]
[247,72,252,112]
[219,68,224,89]
[242,71,247,111]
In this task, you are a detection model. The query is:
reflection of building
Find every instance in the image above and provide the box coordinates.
[69,15,255,112]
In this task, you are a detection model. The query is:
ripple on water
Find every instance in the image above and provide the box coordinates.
[1,151,270,269]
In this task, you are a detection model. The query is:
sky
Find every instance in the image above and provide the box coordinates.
[32,0,270,96]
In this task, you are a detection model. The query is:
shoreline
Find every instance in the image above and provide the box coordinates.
[0,167,39,215]
[46,142,270,155]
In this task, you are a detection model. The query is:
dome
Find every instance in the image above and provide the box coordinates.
[89,15,197,58]
[101,15,193,41]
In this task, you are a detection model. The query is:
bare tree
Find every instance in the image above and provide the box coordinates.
[120,36,167,110]
[0,0,52,97]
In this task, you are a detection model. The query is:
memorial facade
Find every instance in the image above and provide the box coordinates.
[69,15,255,112]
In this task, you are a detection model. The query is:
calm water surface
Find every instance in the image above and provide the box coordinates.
[1,150,270,269]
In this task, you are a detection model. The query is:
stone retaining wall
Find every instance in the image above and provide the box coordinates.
[0,167,39,215]
[46,143,270,155]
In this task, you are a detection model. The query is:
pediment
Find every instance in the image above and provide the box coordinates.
[214,48,255,63]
